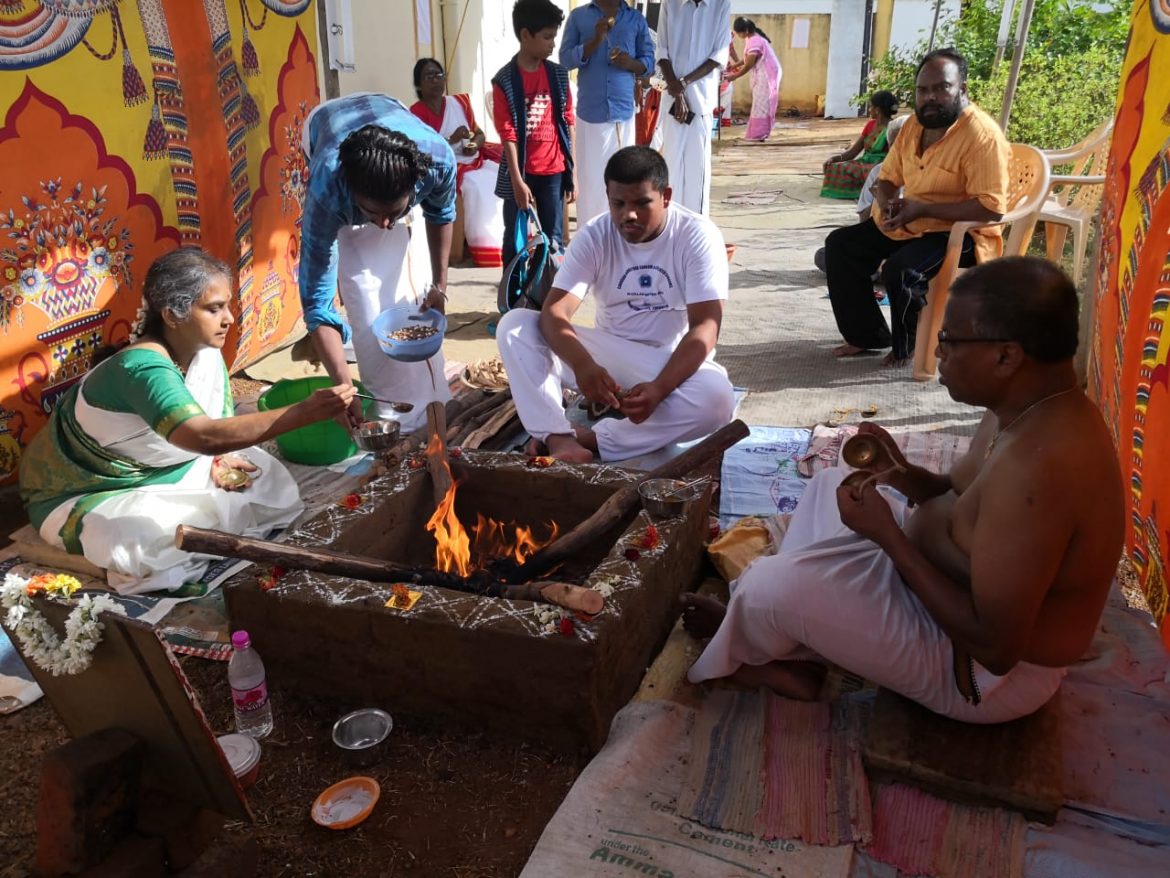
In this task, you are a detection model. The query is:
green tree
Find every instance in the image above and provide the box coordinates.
[861,0,1132,148]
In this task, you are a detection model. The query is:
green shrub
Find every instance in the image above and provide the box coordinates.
[859,0,1131,148]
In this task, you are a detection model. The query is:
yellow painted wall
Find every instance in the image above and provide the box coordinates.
[730,14,830,117]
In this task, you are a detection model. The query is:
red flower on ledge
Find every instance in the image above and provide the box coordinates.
[340,492,364,510]
[559,617,575,637]
[640,524,660,550]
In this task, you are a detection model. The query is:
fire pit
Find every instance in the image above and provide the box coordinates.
[223,450,712,753]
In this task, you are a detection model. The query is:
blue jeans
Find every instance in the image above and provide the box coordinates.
[502,172,565,270]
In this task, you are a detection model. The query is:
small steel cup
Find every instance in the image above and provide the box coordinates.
[332,708,393,767]
[638,478,702,519]
[354,419,401,452]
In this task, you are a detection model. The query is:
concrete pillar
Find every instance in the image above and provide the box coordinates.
[872,0,895,63]
[825,0,865,118]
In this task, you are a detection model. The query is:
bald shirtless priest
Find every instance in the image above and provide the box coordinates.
[682,257,1124,722]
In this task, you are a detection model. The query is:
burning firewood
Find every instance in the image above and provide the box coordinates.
[174,525,603,614]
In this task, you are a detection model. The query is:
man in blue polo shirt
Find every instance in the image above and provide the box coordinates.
[560,1,655,227]
[300,93,456,432]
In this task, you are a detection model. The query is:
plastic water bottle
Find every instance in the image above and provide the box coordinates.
[228,630,273,739]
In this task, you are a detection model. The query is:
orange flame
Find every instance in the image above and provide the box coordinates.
[424,433,472,577]
[472,515,560,565]
[422,434,560,574]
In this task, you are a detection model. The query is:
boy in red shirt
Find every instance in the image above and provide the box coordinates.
[492,0,576,305]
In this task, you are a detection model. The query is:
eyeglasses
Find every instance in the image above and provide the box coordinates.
[422,71,446,81]
[936,329,1014,347]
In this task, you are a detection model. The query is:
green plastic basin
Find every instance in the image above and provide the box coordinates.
[257,377,370,466]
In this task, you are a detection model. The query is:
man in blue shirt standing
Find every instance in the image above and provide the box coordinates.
[560,1,655,227]
[299,94,456,432]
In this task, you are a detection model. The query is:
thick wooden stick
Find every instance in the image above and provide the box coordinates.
[424,400,453,506]
[378,393,481,466]
[512,419,750,582]
[175,525,602,613]
[451,390,513,445]
[463,400,518,449]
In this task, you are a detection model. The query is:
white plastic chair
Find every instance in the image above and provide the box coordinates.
[912,143,1051,381]
[1037,119,1112,290]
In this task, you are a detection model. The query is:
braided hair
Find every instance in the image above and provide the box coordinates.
[338,125,433,204]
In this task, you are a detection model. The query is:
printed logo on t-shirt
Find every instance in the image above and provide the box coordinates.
[617,265,674,312]
[526,93,553,140]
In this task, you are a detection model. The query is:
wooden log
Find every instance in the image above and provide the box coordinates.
[174,526,601,613]
[424,400,453,506]
[512,419,750,582]
[451,389,513,445]
[462,400,518,449]
[378,393,484,466]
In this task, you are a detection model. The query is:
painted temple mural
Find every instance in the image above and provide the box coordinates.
[1092,0,1170,646]
[0,0,319,482]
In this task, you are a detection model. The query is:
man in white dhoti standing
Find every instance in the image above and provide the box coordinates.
[496,146,735,463]
[682,259,1125,723]
[299,94,457,433]
[654,0,732,215]
[560,0,655,227]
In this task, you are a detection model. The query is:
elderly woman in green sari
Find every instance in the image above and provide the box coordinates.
[821,91,899,199]
[19,248,355,595]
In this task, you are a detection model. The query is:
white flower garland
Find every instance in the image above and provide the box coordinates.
[127,298,149,344]
[1,573,127,677]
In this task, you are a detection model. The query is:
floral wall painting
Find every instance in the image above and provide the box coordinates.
[1091,0,1170,647]
[0,0,319,484]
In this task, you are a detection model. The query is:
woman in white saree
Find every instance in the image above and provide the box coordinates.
[19,248,355,595]
[409,57,506,267]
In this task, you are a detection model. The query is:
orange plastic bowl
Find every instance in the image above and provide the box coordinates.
[310,776,380,830]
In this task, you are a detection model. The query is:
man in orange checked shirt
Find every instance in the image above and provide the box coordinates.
[823,48,1011,367]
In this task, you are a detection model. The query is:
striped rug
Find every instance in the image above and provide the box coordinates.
[866,783,1026,878]
[677,688,767,830]
[678,689,872,845]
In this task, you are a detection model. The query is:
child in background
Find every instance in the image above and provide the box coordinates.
[492,0,576,305]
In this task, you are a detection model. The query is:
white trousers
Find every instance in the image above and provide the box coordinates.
[495,309,734,461]
[574,117,636,230]
[336,209,451,432]
[688,468,1066,723]
[660,110,713,215]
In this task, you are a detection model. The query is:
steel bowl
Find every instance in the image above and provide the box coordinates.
[353,419,401,452]
[638,478,703,519]
[332,708,393,767]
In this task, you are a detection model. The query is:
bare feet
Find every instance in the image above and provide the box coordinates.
[832,343,872,358]
[571,424,599,452]
[880,352,909,367]
[729,660,826,701]
[679,593,727,639]
[522,436,547,457]
[545,432,594,464]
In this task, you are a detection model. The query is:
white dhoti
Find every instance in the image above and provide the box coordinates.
[495,308,735,461]
[574,117,637,229]
[660,110,713,215]
[336,208,452,432]
[688,468,1066,723]
[460,160,506,266]
[41,449,302,595]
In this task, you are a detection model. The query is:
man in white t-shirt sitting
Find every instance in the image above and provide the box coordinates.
[495,145,735,463]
